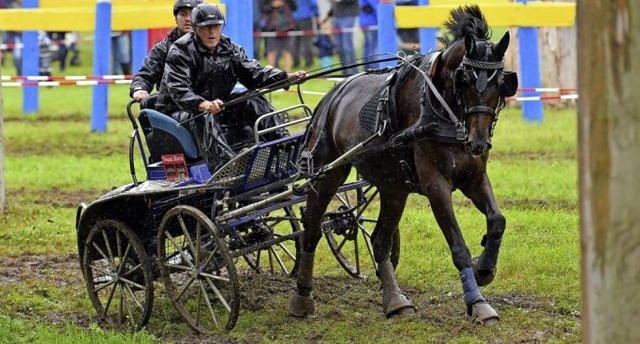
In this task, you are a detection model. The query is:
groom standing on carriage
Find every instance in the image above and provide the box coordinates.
[155,3,307,172]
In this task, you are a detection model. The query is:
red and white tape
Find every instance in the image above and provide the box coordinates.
[1,74,132,81]
[1,74,579,102]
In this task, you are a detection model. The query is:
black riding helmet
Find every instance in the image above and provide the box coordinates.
[192,3,225,27]
[173,0,203,16]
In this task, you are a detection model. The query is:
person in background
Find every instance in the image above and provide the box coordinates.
[314,16,334,69]
[130,0,202,103]
[329,0,358,74]
[263,0,296,71]
[66,32,81,67]
[111,31,131,75]
[37,30,52,77]
[156,3,307,172]
[291,0,319,69]
[359,0,379,69]
[253,0,265,60]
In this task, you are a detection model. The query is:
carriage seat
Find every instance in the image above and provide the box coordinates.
[138,109,200,164]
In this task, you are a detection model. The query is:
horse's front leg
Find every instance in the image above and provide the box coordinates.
[460,173,506,287]
[374,191,416,317]
[423,178,499,324]
[289,167,349,317]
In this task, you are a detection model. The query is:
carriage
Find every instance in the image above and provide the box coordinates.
[77,4,519,333]
[75,98,379,333]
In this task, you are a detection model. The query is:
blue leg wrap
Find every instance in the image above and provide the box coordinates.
[460,267,485,305]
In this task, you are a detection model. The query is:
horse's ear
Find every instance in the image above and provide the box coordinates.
[464,33,475,56]
[494,31,510,60]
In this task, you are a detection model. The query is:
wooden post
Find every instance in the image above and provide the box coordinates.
[0,33,6,213]
[579,1,640,342]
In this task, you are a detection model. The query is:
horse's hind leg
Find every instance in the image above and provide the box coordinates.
[459,174,506,287]
[423,178,499,324]
[289,166,350,317]
[374,191,416,317]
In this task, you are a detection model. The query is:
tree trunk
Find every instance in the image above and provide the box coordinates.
[0,32,6,213]
[579,0,640,342]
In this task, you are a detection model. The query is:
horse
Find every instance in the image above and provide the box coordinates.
[288,5,518,324]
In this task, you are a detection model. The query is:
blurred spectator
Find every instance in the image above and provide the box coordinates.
[292,0,319,69]
[329,0,358,74]
[262,0,295,71]
[253,0,265,59]
[4,0,22,75]
[0,0,5,66]
[49,31,81,71]
[314,17,334,69]
[111,31,131,75]
[359,0,378,69]
[396,0,419,51]
[66,32,81,67]
[37,30,52,77]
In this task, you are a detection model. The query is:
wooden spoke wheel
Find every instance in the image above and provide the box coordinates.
[240,206,302,278]
[157,205,240,333]
[82,219,154,331]
[324,185,379,278]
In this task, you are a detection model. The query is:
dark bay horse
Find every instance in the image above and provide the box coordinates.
[289,5,518,324]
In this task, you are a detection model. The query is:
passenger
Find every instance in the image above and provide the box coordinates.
[156,3,307,172]
[129,0,203,103]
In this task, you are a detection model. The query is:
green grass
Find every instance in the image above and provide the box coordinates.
[1,36,581,343]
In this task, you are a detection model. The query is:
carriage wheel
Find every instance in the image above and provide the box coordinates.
[240,206,302,277]
[157,205,240,333]
[82,219,154,331]
[324,184,379,278]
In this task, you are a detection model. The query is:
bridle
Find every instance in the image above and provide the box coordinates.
[453,41,507,138]
[399,41,508,141]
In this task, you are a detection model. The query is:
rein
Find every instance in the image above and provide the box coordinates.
[175,56,400,127]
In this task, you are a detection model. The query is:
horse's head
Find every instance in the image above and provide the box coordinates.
[438,6,519,156]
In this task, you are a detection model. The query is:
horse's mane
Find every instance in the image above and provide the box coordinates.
[437,5,491,48]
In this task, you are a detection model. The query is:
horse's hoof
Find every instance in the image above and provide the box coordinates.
[289,294,315,317]
[472,257,496,287]
[384,294,416,318]
[469,301,499,325]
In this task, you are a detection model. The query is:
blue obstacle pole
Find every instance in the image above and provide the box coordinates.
[22,0,39,114]
[131,30,149,74]
[91,0,112,132]
[378,0,397,67]
[418,0,437,54]
[223,0,253,60]
[516,0,543,122]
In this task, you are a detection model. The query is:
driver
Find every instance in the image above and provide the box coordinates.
[155,3,307,172]
[129,0,203,104]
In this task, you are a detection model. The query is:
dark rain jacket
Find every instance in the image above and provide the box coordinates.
[156,32,288,115]
[129,28,182,97]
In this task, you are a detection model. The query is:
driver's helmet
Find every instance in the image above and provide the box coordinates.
[173,0,203,16]
[191,3,225,27]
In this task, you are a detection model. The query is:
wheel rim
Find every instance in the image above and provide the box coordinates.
[158,205,240,333]
[82,219,154,331]
[240,206,302,277]
[324,185,378,278]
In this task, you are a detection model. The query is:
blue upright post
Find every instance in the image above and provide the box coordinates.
[418,0,437,54]
[91,0,112,132]
[223,0,253,59]
[378,0,397,67]
[131,30,149,74]
[22,0,39,114]
[516,0,543,122]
